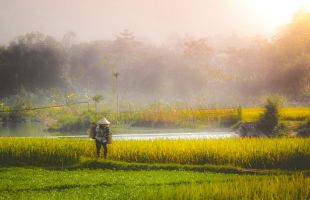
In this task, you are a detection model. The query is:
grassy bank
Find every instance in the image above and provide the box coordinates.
[1,137,309,169]
[0,167,308,200]
[4,104,310,131]
[36,105,310,132]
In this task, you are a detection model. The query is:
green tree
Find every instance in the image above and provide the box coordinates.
[92,95,104,113]
[0,32,64,98]
[270,10,310,98]
[256,98,279,136]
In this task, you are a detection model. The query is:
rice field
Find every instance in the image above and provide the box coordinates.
[96,106,310,125]
[0,137,309,169]
[0,137,309,199]
[0,168,308,200]
[241,107,310,122]
[0,138,82,166]
[143,173,310,200]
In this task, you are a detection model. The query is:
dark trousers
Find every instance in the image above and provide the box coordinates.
[96,140,108,158]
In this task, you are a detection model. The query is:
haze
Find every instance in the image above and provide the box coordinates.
[1,0,309,44]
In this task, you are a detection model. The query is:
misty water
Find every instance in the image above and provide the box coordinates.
[0,122,52,137]
[0,122,238,140]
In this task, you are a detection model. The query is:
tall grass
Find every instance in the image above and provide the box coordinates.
[142,174,309,200]
[0,138,83,166]
[106,138,310,169]
[0,138,309,169]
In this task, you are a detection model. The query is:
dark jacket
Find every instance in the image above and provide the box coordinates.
[95,125,110,144]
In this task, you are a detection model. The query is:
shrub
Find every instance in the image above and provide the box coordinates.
[297,119,310,137]
[272,123,289,136]
[48,112,94,132]
[256,98,279,136]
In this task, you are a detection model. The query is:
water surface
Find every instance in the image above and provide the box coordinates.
[0,122,238,139]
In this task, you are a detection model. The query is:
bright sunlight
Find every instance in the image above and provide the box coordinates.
[245,0,310,24]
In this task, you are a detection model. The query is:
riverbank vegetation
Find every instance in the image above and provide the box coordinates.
[23,104,310,136]
[3,100,310,136]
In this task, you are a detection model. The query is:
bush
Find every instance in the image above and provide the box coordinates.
[297,119,310,137]
[256,98,279,136]
[48,112,94,132]
[272,123,289,136]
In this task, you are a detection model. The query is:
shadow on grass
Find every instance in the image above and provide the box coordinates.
[0,176,210,193]
[68,159,276,175]
[0,182,113,193]
[1,158,309,176]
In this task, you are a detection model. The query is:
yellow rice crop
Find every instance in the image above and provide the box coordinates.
[0,137,309,169]
[241,107,310,122]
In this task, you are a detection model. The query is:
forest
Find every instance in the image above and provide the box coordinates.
[1,10,309,107]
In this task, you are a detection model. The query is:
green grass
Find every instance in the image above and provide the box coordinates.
[143,173,310,200]
[0,167,308,200]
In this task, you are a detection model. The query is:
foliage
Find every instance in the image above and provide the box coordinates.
[43,105,310,131]
[297,119,310,137]
[1,11,310,104]
[48,111,94,132]
[256,98,279,135]
[66,93,78,105]
[271,10,310,98]
[92,95,104,113]
[42,106,240,130]
[0,32,64,98]
[92,95,104,103]
[123,108,239,128]
[272,123,289,136]
[4,87,33,122]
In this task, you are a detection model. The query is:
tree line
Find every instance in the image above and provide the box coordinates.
[0,10,309,106]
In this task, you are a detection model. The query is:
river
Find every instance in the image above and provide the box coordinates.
[0,122,239,140]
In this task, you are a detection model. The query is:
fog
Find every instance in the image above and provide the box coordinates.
[1,0,307,45]
[0,0,310,108]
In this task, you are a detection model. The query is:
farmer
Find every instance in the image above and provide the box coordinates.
[95,118,110,158]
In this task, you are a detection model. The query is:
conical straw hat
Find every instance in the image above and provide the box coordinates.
[97,118,110,125]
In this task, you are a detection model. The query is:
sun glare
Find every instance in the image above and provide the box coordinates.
[245,0,310,24]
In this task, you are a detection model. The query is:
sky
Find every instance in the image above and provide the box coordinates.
[0,0,309,45]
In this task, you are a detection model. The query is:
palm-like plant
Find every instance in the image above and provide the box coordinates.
[92,95,104,113]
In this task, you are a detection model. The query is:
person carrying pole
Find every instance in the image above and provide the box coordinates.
[95,118,111,158]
